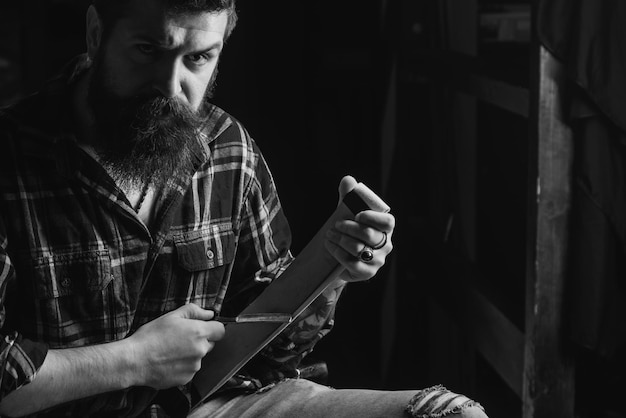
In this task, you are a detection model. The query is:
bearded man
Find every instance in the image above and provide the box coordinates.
[0,1,487,417]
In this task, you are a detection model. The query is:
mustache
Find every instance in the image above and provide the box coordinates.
[119,95,206,142]
[124,94,197,121]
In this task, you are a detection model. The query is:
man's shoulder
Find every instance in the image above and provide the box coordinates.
[0,92,44,133]
[0,80,72,146]
[0,92,68,166]
[202,104,258,151]
[1,55,88,142]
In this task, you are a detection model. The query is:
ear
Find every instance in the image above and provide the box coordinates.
[85,5,103,59]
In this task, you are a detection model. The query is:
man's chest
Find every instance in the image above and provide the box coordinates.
[1,173,239,348]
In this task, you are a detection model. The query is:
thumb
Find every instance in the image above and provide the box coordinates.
[177,303,215,321]
[338,175,358,203]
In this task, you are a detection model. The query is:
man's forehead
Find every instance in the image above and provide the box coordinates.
[118,0,229,39]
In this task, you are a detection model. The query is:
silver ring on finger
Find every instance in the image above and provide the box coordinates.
[371,231,387,250]
[358,245,375,263]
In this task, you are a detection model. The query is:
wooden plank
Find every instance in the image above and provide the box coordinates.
[432,266,525,398]
[408,50,530,117]
[444,0,478,55]
[464,288,524,398]
[467,74,529,118]
[523,45,575,418]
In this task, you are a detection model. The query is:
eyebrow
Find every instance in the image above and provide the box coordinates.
[133,34,223,53]
[187,43,223,57]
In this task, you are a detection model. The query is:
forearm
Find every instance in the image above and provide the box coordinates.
[0,339,136,417]
[269,278,346,355]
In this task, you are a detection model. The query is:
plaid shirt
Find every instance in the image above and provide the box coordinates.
[0,57,342,417]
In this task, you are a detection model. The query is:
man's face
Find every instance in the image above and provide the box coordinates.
[96,1,227,111]
[86,1,229,186]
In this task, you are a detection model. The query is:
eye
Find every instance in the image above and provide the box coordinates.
[186,52,214,67]
[137,44,157,55]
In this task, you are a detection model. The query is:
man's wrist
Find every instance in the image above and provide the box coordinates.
[114,336,143,389]
[335,271,350,286]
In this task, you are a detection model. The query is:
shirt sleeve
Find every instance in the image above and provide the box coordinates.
[225,136,345,385]
[0,219,48,401]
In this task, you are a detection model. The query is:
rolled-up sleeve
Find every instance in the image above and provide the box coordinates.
[0,226,48,401]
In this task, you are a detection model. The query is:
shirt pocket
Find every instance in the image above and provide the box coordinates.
[32,250,113,298]
[171,222,236,302]
[29,249,116,347]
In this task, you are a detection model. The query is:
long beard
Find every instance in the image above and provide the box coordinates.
[86,56,216,189]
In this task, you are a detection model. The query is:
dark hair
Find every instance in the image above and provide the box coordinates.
[92,0,238,40]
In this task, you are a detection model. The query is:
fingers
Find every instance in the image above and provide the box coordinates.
[324,239,381,281]
[193,320,226,344]
[194,314,226,342]
[208,321,226,341]
[175,303,215,321]
[355,210,396,233]
[337,175,358,202]
[170,304,225,342]
[329,214,395,253]
[326,227,382,258]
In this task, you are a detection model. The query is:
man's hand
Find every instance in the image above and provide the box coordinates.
[324,176,395,282]
[0,304,225,416]
[126,303,225,389]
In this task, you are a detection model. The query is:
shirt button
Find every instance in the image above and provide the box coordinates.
[61,278,71,288]
[206,249,215,260]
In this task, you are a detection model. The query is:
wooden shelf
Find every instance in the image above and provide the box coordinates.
[408,50,529,117]
[467,74,529,117]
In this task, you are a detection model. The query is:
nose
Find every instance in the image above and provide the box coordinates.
[152,58,183,98]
